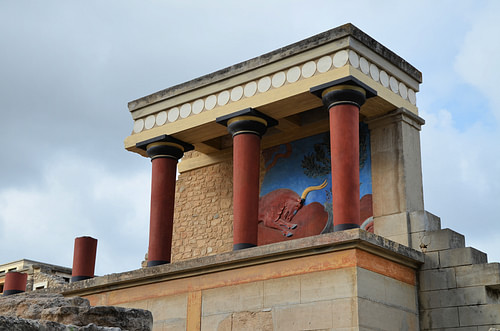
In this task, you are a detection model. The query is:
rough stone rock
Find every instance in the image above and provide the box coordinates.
[0,292,152,331]
[0,315,122,330]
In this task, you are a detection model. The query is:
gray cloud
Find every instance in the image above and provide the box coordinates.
[1,0,499,273]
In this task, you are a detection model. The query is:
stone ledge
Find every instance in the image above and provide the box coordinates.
[58,229,423,297]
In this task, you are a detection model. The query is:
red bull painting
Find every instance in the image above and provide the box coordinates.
[258,124,373,245]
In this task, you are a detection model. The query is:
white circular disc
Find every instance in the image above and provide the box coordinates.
[217,90,230,106]
[399,82,408,100]
[408,89,417,105]
[317,56,332,73]
[272,72,286,88]
[180,103,192,118]
[156,111,167,126]
[133,119,144,133]
[369,64,380,82]
[145,115,156,129]
[244,81,257,97]
[360,57,370,74]
[333,50,348,68]
[286,66,301,83]
[301,61,316,78]
[348,50,359,68]
[380,70,389,87]
[192,99,204,114]
[168,107,180,122]
[205,95,217,110]
[230,86,243,101]
[389,76,399,93]
[257,76,271,93]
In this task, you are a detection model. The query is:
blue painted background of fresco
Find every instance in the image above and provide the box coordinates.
[260,123,372,231]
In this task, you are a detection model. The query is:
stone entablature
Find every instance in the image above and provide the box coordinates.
[124,23,422,164]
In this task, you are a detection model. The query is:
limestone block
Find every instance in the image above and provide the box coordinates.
[409,210,441,232]
[419,307,459,329]
[148,293,187,324]
[439,247,488,268]
[459,304,500,326]
[273,301,333,330]
[263,275,300,307]
[415,229,465,252]
[300,268,356,303]
[358,298,418,331]
[419,286,498,309]
[421,251,440,270]
[455,263,500,288]
[154,319,186,331]
[331,298,358,329]
[200,313,231,331]
[357,267,417,312]
[419,268,457,291]
[202,281,263,316]
[368,108,425,217]
[373,212,409,237]
[231,311,273,331]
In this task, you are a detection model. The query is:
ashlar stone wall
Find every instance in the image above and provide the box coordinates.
[171,151,234,262]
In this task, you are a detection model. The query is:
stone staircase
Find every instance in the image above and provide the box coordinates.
[414,214,500,330]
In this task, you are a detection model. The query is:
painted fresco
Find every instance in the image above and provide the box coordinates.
[258,124,373,245]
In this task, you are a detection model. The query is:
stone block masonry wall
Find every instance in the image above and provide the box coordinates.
[417,225,500,330]
[171,151,234,262]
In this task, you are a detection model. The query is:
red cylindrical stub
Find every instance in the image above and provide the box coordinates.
[3,272,28,296]
[71,236,97,282]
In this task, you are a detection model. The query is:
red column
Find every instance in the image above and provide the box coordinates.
[311,77,375,231]
[71,236,97,282]
[3,272,27,296]
[329,103,361,230]
[217,108,277,250]
[232,133,261,249]
[147,155,177,266]
[136,137,193,267]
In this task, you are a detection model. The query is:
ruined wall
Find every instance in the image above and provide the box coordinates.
[0,292,152,330]
[171,151,234,262]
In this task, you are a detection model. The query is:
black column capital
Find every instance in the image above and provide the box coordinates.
[310,76,377,109]
[136,135,194,161]
[216,108,278,137]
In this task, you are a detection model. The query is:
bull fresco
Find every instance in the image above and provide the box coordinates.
[258,124,373,245]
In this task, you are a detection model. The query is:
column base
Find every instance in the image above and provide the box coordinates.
[147,260,170,267]
[233,243,257,250]
[334,223,360,231]
[3,289,24,296]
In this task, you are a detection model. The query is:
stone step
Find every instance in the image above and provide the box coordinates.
[455,263,500,288]
[414,228,465,253]
[439,247,488,268]
[419,285,500,309]
[409,210,441,232]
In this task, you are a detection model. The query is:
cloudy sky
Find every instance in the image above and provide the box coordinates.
[1,1,499,275]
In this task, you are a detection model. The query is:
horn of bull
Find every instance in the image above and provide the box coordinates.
[299,179,328,205]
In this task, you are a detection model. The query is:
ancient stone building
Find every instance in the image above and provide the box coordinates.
[0,259,72,295]
[36,24,500,330]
